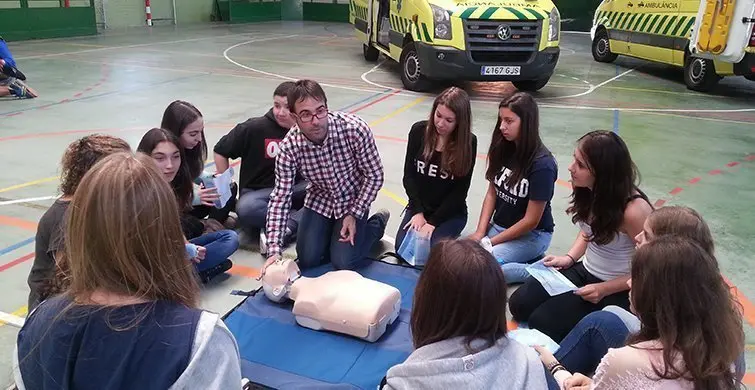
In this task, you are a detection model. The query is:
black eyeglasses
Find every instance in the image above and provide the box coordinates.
[296,106,328,123]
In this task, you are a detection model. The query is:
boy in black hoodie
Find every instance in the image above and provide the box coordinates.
[213,82,307,250]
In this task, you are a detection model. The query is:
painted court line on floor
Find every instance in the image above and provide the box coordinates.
[14,32,296,61]
[653,154,754,208]
[0,195,59,207]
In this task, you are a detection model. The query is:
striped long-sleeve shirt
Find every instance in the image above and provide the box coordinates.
[265,110,385,258]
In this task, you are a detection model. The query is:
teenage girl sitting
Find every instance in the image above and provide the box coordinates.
[137,128,239,283]
[547,205,746,382]
[27,134,131,312]
[509,130,653,343]
[468,92,558,285]
[161,100,238,228]
[543,235,745,389]
[381,239,558,390]
[396,86,477,250]
[14,152,243,389]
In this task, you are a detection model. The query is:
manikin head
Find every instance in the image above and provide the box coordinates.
[261,258,302,302]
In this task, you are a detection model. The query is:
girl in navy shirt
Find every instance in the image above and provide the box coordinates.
[14,152,242,390]
[469,92,557,284]
[396,86,477,251]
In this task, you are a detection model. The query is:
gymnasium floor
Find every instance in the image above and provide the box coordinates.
[0,20,753,387]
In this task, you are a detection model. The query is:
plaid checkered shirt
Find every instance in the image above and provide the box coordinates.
[265,110,385,258]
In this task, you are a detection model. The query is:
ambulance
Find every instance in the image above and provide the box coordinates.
[349,0,562,91]
[590,0,755,92]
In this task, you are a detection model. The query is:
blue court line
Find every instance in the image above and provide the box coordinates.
[0,237,35,257]
[339,88,393,112]
[0,87,398,260]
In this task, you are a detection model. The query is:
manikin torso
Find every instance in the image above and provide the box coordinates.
[261,259,401,342]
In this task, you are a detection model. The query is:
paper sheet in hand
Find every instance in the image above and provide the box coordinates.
[526,260,578,296]
[508,328,559,354]
[213,168,234,208]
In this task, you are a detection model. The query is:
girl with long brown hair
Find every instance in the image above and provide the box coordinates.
[14,152,242,389]
[537,205,746,384]
[396,86,477,251]
[161,100,238,228]
[381,239,556,389]
[468,92,557,285]
[508,130,653,343]
[137,128,239,284]
[551,235,745,389]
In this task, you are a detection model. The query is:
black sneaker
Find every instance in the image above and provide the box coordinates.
[198,259,233,284]
[2,64,25,81]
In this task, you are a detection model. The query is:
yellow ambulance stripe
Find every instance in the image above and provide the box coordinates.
[598,11,696,37]
[456,6,538,20]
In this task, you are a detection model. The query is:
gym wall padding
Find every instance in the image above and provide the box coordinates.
[223,0,349,23]
[0,0,97,41]
[226,0,283,23]
[302,1,349,22]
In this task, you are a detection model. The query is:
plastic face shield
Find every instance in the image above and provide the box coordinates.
[261,258,301,303]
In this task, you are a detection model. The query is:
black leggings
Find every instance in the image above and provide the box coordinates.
[508,262,630,343]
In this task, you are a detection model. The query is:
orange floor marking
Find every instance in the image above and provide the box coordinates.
[0,215,38,232]
[228,264,260,279]
[723,276,755,328]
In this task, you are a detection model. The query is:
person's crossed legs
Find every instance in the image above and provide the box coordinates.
[296,207,389,270]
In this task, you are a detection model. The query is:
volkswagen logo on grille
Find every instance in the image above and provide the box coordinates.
[496,24,512,41]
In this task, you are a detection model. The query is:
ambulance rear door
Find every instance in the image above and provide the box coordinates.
[691,0,755,63]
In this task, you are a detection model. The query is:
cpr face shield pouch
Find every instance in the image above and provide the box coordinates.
[397,228,431,267]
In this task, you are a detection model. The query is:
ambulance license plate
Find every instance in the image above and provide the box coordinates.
[481,66,521,76]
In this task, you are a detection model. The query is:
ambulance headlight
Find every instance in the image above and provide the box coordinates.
[548,7,560,42]
[431,5,452,40]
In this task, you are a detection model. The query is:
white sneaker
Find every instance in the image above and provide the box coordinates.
[259,230,268,256]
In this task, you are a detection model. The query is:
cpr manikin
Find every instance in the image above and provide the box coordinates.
[261,258,402,342]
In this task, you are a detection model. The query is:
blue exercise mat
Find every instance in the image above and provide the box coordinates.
[224,258,421,390]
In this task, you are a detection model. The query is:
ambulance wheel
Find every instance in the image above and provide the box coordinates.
[684,56,720,92]
[592,29,617,63]
[400,42,431,92]
[745,75,755,82]
[363,44,379,62]
[513,77,550,92]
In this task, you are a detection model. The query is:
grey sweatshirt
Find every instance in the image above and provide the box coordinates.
[382,335,550,390]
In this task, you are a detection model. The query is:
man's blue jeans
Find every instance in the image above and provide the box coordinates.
[237,181,307,235]
[189,230,239,272]
[296,208,387,270]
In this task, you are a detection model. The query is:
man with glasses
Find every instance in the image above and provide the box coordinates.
[263,79,389,271]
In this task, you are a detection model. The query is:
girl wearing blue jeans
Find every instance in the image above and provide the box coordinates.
[138,128,239,283]
[469,93,557,284]
[395,86,477,252]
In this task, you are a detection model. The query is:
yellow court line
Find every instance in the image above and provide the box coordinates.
[369,97,427,128]
[0,176,58,194]
[379,188,408,207]
[0,305,28,328]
